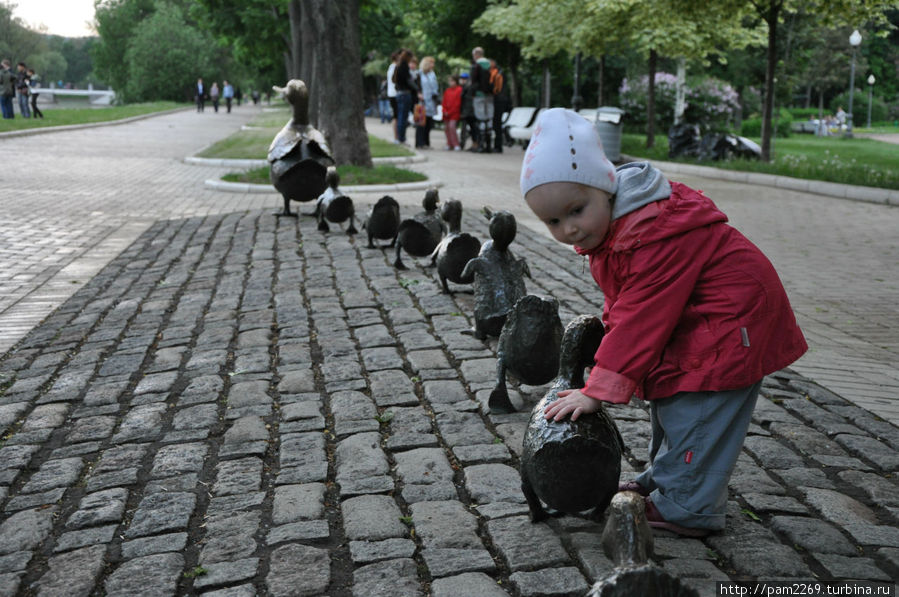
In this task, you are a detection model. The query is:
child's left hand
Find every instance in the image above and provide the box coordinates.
[543,389,602,422]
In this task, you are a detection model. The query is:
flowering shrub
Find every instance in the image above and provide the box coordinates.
[619,72,741,132]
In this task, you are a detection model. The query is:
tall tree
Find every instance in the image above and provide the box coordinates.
[92,0,156,94]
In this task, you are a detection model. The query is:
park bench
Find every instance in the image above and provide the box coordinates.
[507,107,542,147]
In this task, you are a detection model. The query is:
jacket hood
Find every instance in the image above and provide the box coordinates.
[611,162,671,221]
[576,178,728,255]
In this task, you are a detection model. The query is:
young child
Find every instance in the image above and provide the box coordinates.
[520,108,807,537]
[441,75,462,151]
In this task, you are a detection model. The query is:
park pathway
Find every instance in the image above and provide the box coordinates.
[0,109,896,596]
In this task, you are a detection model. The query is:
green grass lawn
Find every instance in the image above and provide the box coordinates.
[622,132,899,190]
[0,101,185,132]
[199,108,412,160]
[224,164,426,186]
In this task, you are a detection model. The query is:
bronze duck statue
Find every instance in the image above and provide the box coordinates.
[519,314,623,521]
[429,199,481,294]
[460,209,530,339]
[315,166,357,234]
[268,79,335,218]
[394,188,445,270]
[363,195,401,249]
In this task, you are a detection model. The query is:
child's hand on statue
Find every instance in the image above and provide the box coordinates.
[543,389,602,422]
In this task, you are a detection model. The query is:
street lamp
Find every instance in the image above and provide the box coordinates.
[846,29,862,138]
[867,74,875,129]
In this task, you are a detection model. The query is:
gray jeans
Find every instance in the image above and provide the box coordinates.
[635,380,762,530]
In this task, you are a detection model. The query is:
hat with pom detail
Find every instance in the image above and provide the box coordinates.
[520,108,618,198]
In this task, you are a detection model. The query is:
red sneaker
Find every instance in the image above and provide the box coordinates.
[643,497,711,538]
[617,481,650,496]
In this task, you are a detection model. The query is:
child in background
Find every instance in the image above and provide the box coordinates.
[520,108,806,537]
[441,75,462,151]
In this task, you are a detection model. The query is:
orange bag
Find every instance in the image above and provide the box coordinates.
[413,103,427,126]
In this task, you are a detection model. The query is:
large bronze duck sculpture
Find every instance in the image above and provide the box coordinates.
[519,314,624,522]
[394,188,445,270]
[268,79,335,218]
[430,199,480,294]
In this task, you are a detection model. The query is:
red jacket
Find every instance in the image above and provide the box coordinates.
[577,182,807,404]
[441,86,462,121]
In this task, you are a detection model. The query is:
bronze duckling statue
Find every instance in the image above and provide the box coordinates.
[394,188,445,270]
[362,195,401,249]
[519,314,623,521]
[488,295,563,414]
[460,209,530,339]
[588,492,699,597]
[314,166,357,234]
[268,79,335,218]
[429,199,481,294]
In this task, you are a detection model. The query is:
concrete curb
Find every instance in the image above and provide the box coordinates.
[648,158,898,207]
[204,178,442,194]
[184,154,427,168]
[0,106,193,140]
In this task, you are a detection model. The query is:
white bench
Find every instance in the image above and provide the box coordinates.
[507,107,544,147]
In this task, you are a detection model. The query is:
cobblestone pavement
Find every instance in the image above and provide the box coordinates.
[0,111,897,596]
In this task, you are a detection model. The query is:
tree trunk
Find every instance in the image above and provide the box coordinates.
[760,3,780,162]
[598,56,605,106]
[287,0,302,79]
[646,49,657,149]
[674,57,686,126]
[303,0,371,167]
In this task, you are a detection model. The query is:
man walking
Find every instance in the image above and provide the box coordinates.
[470,47,494,154]
[0,59,15,119]
[223,80,234,113]
[196,77,205,112]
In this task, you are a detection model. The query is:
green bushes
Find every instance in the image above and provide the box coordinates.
[829,89,889,126]
[740,108,792,138]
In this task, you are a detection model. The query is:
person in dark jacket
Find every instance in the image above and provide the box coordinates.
[522,109,807,538]
[27,68,43,118]
[0,59,14,119]
[393,49,420,145]
[15,62,30,118]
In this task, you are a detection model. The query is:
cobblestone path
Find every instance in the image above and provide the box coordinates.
[1,208,897,596]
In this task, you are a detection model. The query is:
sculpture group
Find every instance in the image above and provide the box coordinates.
[270,80,627,534]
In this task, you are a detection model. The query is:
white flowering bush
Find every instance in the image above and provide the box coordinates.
[620,73,741,132]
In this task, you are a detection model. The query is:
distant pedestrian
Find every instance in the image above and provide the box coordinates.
[441,75,462,151]
[223,80,234,113]
[386,50,399,141]
[0,59,14,119]
[196,77,205,112]
[378,79,391,123]
[459,72,478,150]
[393,49,420,145]
[252,89,260,105]
[416,56,439,149]
[27,68,43,119]
[490,59,510,153]
[469,47,494,153]
[15,62,30,118]
[235,86,242,107]
[210,82,220,113]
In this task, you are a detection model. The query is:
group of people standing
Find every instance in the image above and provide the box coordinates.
[0,59,44,120]
[195,78,240,113]
[382,46,510,153]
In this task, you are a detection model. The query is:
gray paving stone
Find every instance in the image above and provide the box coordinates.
[336,432,390,491]
[35,544,107,597]
[4,487,66,512]
[421,547,497,578]
[410,501,482,549]
[659,558,729,580]
[436,410,495,447]
[150,442,208,478]
[199,511,260,564]
[120,532,188,559]
[267,543,331,597]
[842,523,899,547]
[487,515,570,571]
[66,415,118,443]
[267,520,331,545]
[20,456,83,493]
[424,379,470,405]
[125,491,197,538]
[568,531,616,582]
[0,506,56,555]
[67,488,128,529]
[280,400,321,422]
[394,448,457,503]
[172,403,218,429]
[342,494,407,541]
[743,435,806,468]
[771,466,835,489]
[798,487,878,526]
[192,557,259,590]
[810,553,892,581]
[112,403,166,442]
[272,483,326,524]
[464,463,527,504]
[104,552,184,596]
[133,371,177,395]
[510,566,589,597]
[179,374,225,401]
[354,324,395,348]
[741,492,809,515]
[361,346,403,371]
[350,538,417,564]
[369,369,419,407]
[834,433,899,471]
[352,558,423,597]
[431,572,508,597]
[20,403,69,431]
[454,443,512,464]
[213,457,263,496]
[705,535,811,577]
[770,515,857,555]
[838,470,899,508]
[279,431,327,483]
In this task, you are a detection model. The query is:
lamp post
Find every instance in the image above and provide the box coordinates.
[867,74,875,129]
[571,53,583,112]
[846,29,862,138]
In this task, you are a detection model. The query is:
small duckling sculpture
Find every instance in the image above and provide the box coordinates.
[519,314,623,521]
[268,79,335,218]
[314,166,357,234]
[394,188,445,270]
[429,199,481,294]
[488,295,563,414]
[363,195,401,249]
[588,492,699,597]
[460,209,530,339]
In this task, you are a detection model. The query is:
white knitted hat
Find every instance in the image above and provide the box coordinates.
[520,108,618,197]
